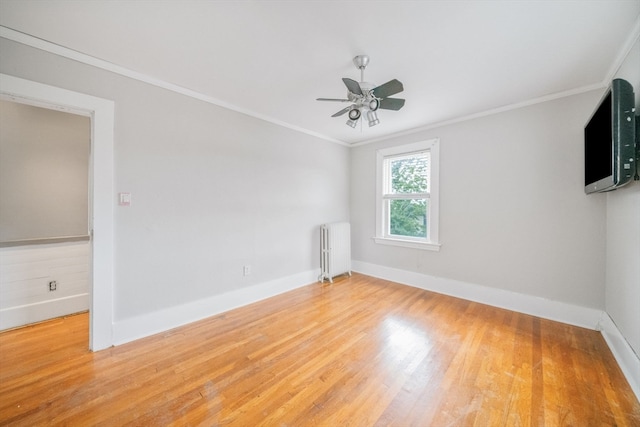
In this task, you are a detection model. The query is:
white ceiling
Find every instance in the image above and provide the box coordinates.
[1,1,639,145]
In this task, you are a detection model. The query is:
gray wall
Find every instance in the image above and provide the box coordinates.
[0,37,350,322]
[607,37,640,356]
[349,38,640,359]
[350,90,608,309]
[0,100,90,242]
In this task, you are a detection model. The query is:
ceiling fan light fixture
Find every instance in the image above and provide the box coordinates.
[317,55,405,131]
[367,110,380,127]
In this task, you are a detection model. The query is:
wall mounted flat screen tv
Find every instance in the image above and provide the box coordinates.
[584,78,636,194]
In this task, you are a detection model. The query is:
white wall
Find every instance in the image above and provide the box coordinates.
[0,37,350,337]
[607,37,640,357]
[0,241,90,329]
[351,90,607,310]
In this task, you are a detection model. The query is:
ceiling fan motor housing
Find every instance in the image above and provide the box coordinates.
[348,82,376,109]
[353,55,370,70]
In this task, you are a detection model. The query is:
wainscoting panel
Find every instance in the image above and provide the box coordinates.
[0,241,89,330]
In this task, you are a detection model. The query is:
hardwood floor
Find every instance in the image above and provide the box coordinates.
[1,273,638,426]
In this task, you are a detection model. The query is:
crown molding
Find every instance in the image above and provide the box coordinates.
[0,26,347,146]
[604,14,640,84]
[3,20,636,150]
[349,82,606,147]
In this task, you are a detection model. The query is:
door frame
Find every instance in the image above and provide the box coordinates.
[1,73,115,350]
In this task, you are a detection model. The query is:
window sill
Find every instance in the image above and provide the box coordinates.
[373,237,441,252]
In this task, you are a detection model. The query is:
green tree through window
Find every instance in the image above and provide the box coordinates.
[388,154,428,238]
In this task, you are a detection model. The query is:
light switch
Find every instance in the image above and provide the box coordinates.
[119,192,131,206]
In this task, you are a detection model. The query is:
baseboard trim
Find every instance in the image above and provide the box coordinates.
[0,293,89,330]
[353,260,640,401]
[352,261,602,330]
[598,313,640,401]
[110,262,639,401]
[112,270,319,346]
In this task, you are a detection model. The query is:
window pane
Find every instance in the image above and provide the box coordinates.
[389,198,428,238]
[389,153,429,194]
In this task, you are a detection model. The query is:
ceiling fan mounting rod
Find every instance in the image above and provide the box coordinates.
[353,55,369,82]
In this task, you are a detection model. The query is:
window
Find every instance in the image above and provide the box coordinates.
[375,139,440,251]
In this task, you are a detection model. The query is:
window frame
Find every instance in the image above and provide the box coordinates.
[375,139,440,251]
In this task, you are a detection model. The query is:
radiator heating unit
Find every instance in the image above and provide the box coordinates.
[319,222,352,283]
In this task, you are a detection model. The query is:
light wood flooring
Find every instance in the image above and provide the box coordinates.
[1,273,639,426]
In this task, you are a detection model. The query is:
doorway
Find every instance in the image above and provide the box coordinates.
[0,99,91,338]
[0,73,114,351]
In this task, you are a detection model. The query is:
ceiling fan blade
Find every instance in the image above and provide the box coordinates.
[316,98,350,102]
[379,98,405,111]
[372,79,404,98]
[331,106,353,117]
[342,78,363,96]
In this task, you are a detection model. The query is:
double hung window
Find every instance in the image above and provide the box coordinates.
[375,139,440,251]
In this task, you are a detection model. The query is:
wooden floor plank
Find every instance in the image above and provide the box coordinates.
[1,273,638,426]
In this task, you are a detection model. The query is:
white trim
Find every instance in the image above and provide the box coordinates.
[598,313,640,401]
[352,261,602,330]
[373,237,441,251]
[349,82,605,147]
[112,269,318,346]
[0,234,90,247]
[0,294,89,330]
[351,17,640,147]
[0,26,346,147]
[1,25,618,149]
[604,14,640,84]
[0,73,115,351]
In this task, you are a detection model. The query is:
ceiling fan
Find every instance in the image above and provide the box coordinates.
[317,55,405,128]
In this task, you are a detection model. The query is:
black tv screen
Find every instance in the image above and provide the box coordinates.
[585,91,613,186]
[584,79,636,194]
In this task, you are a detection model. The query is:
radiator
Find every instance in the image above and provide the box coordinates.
[319,222,352,283]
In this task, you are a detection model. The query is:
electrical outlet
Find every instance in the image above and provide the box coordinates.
[48,281,57,291]
[243,265,251,276]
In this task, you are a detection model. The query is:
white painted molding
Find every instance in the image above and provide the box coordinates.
[352,15,639,147]
[598,312,640,401]
[112,269,319,346]
[0,294,89,330]
[352,260,603,330]
[0,26,345,146]
[604,14,640,84]
[0,25,613,149]
[349,82,605,147]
